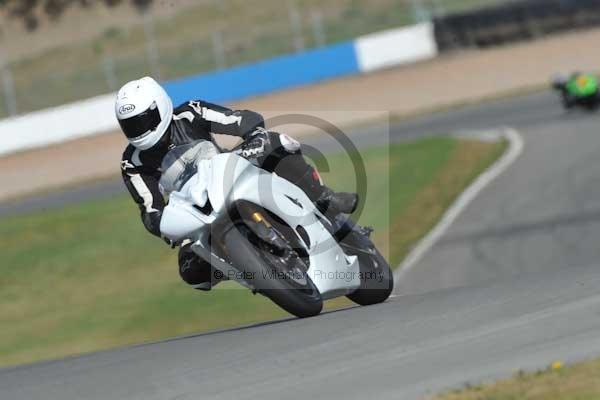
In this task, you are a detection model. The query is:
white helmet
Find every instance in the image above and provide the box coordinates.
[115,77,173,150]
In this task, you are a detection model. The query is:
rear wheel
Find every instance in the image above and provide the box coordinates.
[561,91,577,110]
[222,224,323,318]
[340,226,394,306]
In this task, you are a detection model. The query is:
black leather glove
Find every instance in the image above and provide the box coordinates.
[240,128,270,160]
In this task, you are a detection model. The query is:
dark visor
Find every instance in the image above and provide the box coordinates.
[119,102,162,139]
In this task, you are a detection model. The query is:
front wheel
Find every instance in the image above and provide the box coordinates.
[222,224,323,318]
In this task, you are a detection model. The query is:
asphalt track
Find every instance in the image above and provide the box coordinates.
[3,90,600,399]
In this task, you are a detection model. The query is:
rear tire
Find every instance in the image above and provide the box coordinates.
[222,224,323,318]
[340,228,394,306]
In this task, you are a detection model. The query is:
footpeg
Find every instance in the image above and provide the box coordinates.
[358,226,374,238]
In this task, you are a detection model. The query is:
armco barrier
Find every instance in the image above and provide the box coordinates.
[0,24,437,157]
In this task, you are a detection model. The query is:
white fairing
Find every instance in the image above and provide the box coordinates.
[160,192,215,240]
[160,152,361,299]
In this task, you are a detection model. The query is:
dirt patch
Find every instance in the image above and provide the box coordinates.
[3,27,600,201]
[0,133,125,202]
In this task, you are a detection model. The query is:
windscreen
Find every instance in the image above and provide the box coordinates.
[159,140,219,194]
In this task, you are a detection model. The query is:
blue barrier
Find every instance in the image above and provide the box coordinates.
[164,41,359,106]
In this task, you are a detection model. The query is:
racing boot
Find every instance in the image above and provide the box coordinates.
[316,187,359,216]
[179,245,228,291]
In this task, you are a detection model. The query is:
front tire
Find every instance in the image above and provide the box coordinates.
[222,224,323,318]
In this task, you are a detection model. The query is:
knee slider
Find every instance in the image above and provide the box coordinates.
[278,133,301,153]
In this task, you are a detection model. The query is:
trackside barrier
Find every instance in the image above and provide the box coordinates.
[355,22,437,73]
[0,24,438,156]
[434,0,600,51]
[0,94,116,157]
[165,41,359,106]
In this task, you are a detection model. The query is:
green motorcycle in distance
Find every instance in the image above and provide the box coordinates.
[552,72,600,111]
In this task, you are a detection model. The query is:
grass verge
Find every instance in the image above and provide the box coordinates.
[433,359,600,400]
[0,136,505,367]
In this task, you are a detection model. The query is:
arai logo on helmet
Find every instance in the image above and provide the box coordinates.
[119,104,136,115]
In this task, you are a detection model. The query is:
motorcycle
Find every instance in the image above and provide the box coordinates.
[159,140,393,318]
[552,73,600,111]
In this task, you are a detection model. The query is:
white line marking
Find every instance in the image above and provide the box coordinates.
[394,127,525,283]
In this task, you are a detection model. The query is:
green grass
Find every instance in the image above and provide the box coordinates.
[0,137,505,367]
[434,359,600,400]
[2,0,510,118]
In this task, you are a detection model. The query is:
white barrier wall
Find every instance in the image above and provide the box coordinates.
[355,22,438,73]
[0,93,117,157]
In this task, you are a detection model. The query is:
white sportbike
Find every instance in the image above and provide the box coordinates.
[159,140,393,318]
